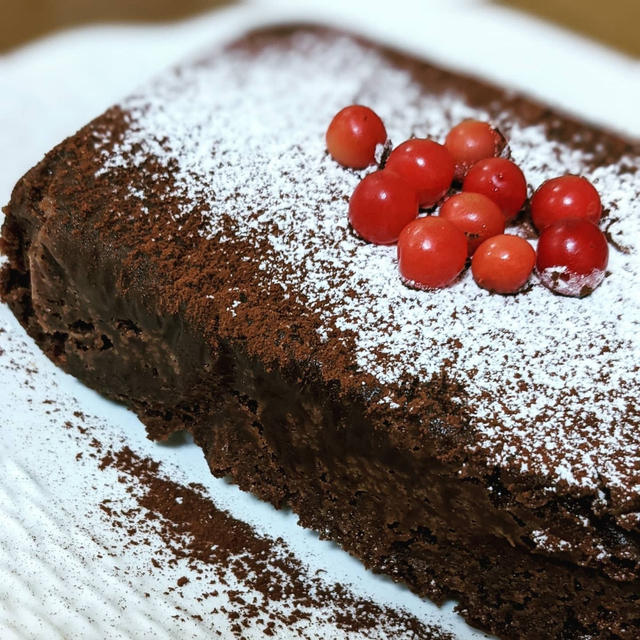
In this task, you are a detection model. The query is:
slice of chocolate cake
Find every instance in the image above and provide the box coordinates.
[2,24,639,639]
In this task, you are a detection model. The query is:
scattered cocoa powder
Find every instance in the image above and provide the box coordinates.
[98,444,455,639]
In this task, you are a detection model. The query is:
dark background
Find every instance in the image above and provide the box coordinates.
[2,0,639,57]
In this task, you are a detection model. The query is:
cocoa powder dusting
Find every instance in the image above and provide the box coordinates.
[98,444,454,639]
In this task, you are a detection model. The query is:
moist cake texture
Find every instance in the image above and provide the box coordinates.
[2,25,640,639]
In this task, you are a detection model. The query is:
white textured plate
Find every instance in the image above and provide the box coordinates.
[1,2,638,638]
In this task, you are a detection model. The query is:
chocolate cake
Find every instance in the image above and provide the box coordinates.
[2,24,639,639]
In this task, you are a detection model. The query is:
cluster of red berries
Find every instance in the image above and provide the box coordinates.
[326,105,609,297]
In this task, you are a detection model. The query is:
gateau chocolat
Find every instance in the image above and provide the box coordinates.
[2,24,640,639]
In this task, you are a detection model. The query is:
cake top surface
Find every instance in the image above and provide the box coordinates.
[92,28,640,513]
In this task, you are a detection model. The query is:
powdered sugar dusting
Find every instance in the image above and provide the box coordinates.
[537,265,606,298]
[97,32,640,509]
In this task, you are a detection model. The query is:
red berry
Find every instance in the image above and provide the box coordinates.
[348,170,419,245]
[471,234,535,294]
[326,105,387,169]
[439,192,505,255]
[536,219,608,297]
[397,217,467,289]
[463,157,527,222]
[530,175,602,231]
[385,139,455,208]
[445,120,506,181]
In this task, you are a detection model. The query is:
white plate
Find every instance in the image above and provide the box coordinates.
[1,2,637,638]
